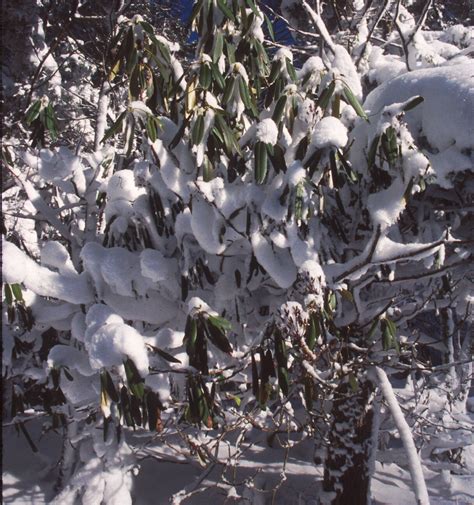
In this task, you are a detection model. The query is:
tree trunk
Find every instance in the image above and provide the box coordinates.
[323,380,376,505]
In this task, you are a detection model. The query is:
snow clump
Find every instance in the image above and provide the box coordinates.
[256,118,279,145]
[311,117,348,149]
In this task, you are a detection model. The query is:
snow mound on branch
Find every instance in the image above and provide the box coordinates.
[3,240,93,304]
[38,147,82,183]
[256,118,279,145]
[353,62,474,187]
[251,232,297,289]
[85,304,149,377]
[310,117,348,149]
[329,45,362,100]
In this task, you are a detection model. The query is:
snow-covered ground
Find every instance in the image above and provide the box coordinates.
[4,418,473,504]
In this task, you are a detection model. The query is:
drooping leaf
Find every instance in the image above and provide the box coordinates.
[102,111,126,143]
[342,85,368,121]
[101,370,119,402]
[403,95,424,112]
[272,95,287,124]
[213,31,224,64]
[285,58,297,82]
[11,283,23,302]
[199,64,212,90]
[278,366,289,396]
[263,13,275,41]
[367,135,380,170]
[25,100,42,125]
[150,346,182,364]
[316,81,336,111]
[205,319,233,354]
[4,284,13,306]
[254,141,268,184]
[216,0,235,21]
[192,114,205,146]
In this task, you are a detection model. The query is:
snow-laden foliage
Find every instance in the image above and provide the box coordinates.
[2,1,473,504]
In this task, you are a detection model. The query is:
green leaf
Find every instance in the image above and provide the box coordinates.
[216,0,235,21]
[108,59,121,82]
[285,59,297,82]
[305,314,319,349]
[268,144,286,173]
[210,63,225,90]
[146,391,159,431]
[213,31,224,64]
[11,283,23,302]
[367,135,380,170]
[4,284,13,306]
[403,177,415,204]
[342,85,368,121]
[125,48,138,76]
[130,394,143,426]
[101,370,119,402]
[254,141,268,184]
[337,149,359,183]
[244,0,259,17]
[25,100,42,125]
[268,62,280,84]
[188,0,203,28]
[264,13,275,41]
[403,95,424,112]
[367,318,379,339]
[238,77,257,117]
[272,95,287,124]
[214,114,241,156]
[207,315,232,332]
[205,319,233,354]
[328,292,337,311]
[278,367,289,396]
[43,104,58,140]
[146,114,158,142]
[199,64,212,90]
[222,77,235,105]
[192,114,205,146]
[316,80,336,110]
[124,359,145,400]
[225,39,236,64]
[184,316,198,354]
[385,317,397,339]
[120,386,134,427]
[102,111,126,143]
[348,373,359,392]
[152,346,182,364]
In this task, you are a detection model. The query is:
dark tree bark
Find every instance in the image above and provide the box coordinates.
[323,380,376,505]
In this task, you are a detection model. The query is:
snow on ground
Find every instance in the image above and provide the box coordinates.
[3,419,473,504]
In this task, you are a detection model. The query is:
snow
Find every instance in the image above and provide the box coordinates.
[367,178,406,228]
[353,62,474,184]
[190,196,227,255]
[3,5,474,505]
[47,345,95,376]
[3,240,93,304]
[140,249,177,282]
[374,366,430,505]
[37,147,82,184]
[40,241,77,276]
[255,118,279,145]
[251,232,297,289]
[310,117,348,150]
[85,304,149,377]
[328,45,363,100]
